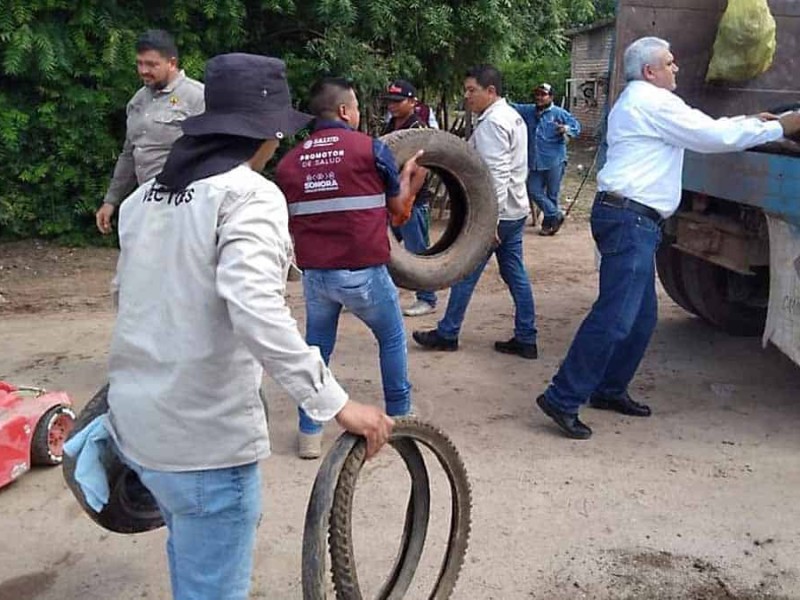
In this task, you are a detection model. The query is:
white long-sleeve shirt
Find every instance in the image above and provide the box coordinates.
[470,98,530,221]
[597,80,784,218]
[106,165,348,471]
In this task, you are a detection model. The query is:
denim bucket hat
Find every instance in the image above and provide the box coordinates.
[182,53,312,140]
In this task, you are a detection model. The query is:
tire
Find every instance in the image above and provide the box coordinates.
[62,384,164,534]
[380,129,498,291]
[655,242,698,315]
[679,253,767,337]
[31,404,76,466]
[302,418,472,600]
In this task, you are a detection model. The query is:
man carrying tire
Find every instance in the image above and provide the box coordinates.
[413,64,538,359]
[104,55,393,600]
[276,77,422,459]
[535,37,800,440]
[382,79,438,317]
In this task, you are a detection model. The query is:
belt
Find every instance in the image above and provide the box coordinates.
[595,191,663,225]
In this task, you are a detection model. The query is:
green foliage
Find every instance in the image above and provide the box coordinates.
[0,0,616,241]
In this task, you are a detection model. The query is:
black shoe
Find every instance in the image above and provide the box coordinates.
[494,337,538,359]
[539,213,564,236]
[412,329,458,351]
[589,391,651,417]
[536,394,592,439]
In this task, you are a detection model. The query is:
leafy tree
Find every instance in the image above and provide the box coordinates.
[0,0,616,240]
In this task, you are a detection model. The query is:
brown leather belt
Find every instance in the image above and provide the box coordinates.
[595,191,664,225]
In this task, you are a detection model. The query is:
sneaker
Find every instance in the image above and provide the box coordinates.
[494,337,538,359]
[539,213,564,237]
[412,329,458,351]
[403,300,436,317]
[297,432,322,459]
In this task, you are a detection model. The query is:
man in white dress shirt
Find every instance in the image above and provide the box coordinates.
[536,36,800,439]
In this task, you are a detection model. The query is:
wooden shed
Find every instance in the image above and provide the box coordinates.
[565,18,615,140]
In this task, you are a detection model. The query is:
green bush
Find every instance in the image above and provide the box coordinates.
[0,0,610,242]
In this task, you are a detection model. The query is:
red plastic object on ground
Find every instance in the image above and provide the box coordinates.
[0,380,76,489]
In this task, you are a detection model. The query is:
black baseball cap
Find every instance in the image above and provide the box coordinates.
[383,79,417,101]
[534,83,554,95]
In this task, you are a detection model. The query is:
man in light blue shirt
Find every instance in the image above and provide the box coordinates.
[512,83,581,235]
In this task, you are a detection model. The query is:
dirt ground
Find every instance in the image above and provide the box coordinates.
[1,149,800,599]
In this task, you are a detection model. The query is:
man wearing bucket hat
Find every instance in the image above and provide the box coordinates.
[512,82,581,235]
[276,77,423,459]
[104,54,393,600]
[381,79,438,317]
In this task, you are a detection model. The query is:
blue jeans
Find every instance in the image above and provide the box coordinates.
[544,199,662,414]
[299,265,411,433]
[119,451,262,600]
[393,203,437,306]
[527,164,566,220]
[436,216,537,344]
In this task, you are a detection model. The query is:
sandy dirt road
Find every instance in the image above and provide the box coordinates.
[1,158,799,599]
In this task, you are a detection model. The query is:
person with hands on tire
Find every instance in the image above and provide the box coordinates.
[95,30,204,235]
[413,64,539,360]
[104,54,392,600]
[535,37,800,440]
[276,77,422,460]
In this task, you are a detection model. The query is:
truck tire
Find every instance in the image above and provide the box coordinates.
[654,243,698,315]
[62,384,164,534]
[679,253,767,337]
[381,129,498,291]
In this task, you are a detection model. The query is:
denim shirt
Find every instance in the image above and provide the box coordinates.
[511,103,581,171]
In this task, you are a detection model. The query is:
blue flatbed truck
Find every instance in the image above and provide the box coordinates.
[612,0,800,365]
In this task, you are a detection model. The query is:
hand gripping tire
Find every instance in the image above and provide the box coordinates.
[62,384,164,534]
[381,129,498,291]
[302,418,472,599]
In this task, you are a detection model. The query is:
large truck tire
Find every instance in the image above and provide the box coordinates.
[655,243,698,315]
[62,384,164,534]
[679,253,767,337]
[381,129,498,291]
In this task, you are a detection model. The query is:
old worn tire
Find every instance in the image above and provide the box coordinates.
[655,242,698,316]
[679,253,767,337]
[62,384,164,534]
[381,129,497,291]
[327,419,471,600]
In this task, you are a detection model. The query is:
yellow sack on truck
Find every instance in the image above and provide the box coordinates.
[706,0,776,82]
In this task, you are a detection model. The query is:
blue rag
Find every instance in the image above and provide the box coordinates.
[63,414,111,512]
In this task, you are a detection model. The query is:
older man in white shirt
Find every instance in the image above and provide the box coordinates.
[413,64,538,359]
[536,36,800,439]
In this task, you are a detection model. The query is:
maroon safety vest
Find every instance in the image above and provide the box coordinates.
[276,127,389,269]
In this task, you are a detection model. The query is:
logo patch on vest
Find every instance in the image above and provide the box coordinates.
[304,171,340,193]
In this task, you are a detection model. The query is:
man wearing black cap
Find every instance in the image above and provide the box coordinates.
[512,83,581,235]
[276,77,422,459]
[104,54,393,600]
[382,79,438,317]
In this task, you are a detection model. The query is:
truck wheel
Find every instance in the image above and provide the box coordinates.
[380,129,498,291]
[679,254,767,337]
[62,384,164,534]
[31,405,76,466]
[655,243,698,315]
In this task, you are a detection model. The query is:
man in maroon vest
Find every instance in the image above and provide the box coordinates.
[276,77,422,459]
